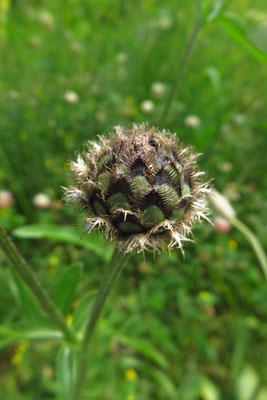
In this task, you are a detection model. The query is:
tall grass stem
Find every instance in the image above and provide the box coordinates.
[0,224,76,343]
[230,217,267,281]
[159,12,202,127]
[71,248,131,400]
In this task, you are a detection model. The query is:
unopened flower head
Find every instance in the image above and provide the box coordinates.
[0,190,14,208]
[33,193,51,209]
[209,190,235,220]
[151,82,167,99]
[184,115,201,129]
[63,90,79,105]
[38,10,54,31]
[65,124,210,254]
[140,100,155,114]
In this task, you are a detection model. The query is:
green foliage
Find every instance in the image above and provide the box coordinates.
[9,269,47,325]
[54,263,82,316]
[56,344,75,399]
[0,0,266,399]
[13,224,113,261]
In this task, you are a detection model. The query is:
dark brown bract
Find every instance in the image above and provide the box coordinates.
[65,124,210,254]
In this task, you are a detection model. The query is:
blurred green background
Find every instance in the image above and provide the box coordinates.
[0,0,267,399]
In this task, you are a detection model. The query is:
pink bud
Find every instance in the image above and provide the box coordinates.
[0,191,14,208]
[214,217,231,233]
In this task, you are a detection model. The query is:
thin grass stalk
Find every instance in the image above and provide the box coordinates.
[0,224,76,343]
[230,217,267,281]
[71,248,131,400]
[159,9,202,127]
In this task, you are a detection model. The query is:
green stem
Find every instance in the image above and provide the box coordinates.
[230,217,267,281]
[71,248,130,400]
[0,224,76,343]
[159,9,202,127]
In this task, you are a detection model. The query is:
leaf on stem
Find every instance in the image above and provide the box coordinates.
[218,13,267,62]
[56,344,76,399]
[13,224,113,261]
[9,270,47,325]
[54,263,83,316]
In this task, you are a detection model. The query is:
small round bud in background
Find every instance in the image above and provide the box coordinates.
[63,90,79,105]
[184,114,201,129]
[151,82,167,99]
[38,10,54,32]
[214,217,231,234]
[140,100,155,114]
[32,193,51,209]
[116,52,128,64]
[0,191,14,208]
[209,190,236,220]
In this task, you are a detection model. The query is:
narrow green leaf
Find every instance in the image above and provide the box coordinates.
[13,224,113,261]
[0,326,63,349]
[116,334,168,369]
[54,264,82,316]
[148,368,179,398]
[219,14,267,62]
[193,0,203,21]
[236,366,259,400]
[72,291,96,332]
[56,345,75,399]
[9,270,46,324]
[205,66,221,92]
[207,0,227,22]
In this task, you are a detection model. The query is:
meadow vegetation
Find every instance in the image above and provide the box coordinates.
[0,0,267,399]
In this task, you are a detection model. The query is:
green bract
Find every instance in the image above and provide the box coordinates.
[65,124,210,254]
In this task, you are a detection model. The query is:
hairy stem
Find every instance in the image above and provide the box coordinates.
[0,224,76,343]
[71,248,130,400]
[230,217,267,281]
[159,11,202,127]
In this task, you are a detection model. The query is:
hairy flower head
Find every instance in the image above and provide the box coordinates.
[65,124,210,254]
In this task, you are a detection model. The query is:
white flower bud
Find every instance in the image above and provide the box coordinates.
[63,90,79,105]
[33,193,51,209]
[140,100,155,114]
[184,115,201,129]
[209,190,236,219]
[151,82,167,98]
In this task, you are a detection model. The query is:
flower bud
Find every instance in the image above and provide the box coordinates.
[63,90,79,105]
[209,190,236,220]
[65,124,210,254]
[0,191,14,208]
[184,115,201,129]
[33,193,51,209]
[140,100,155,114]
[214,217,231,233]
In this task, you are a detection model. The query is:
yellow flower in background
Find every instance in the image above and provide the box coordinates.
[48,256,59,277]
[0,0,10,12]
[227,239,238,250]
[199,290,210,301]
[49,256,59,267]
[11,341,28,366]
[125,396,135,400]
[66,314,73,326]
[125,369,138,381]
